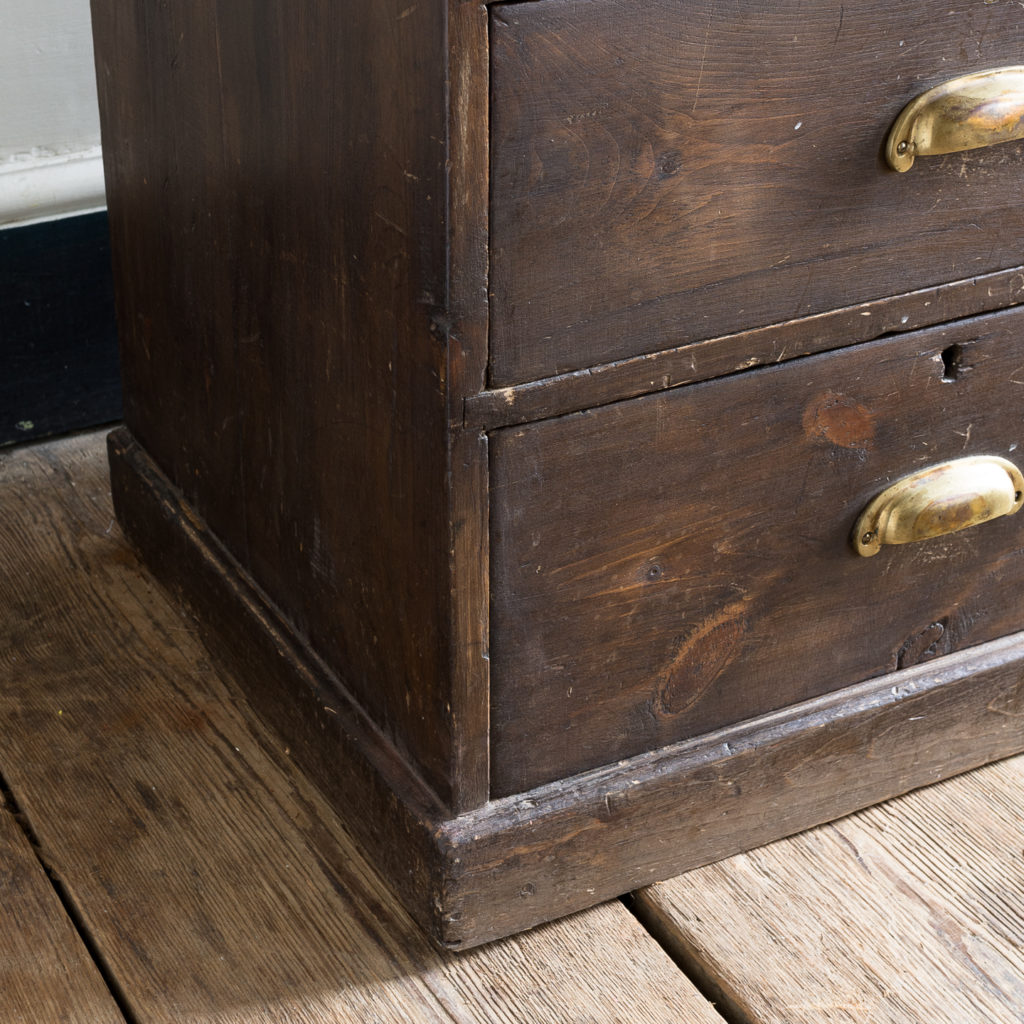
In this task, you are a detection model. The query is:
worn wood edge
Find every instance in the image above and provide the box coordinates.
[465,266,1024,429]
[106,426,457,945]
[0,792,127,1023]
[107,426,1024,950]
[623,894,741,1024]
[437,632,1024,945]
[444,427,491,813]
[445,0,492,811]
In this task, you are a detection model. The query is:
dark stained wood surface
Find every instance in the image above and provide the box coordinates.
[91,0,488,811]
[0,800,124,1024]
[107,425,448,944]
[490,306,1024,794]
[442,633,1024,943]
[464,265,1024,430]
[489,0,1024,385]
[0,432,722,1022]
[110,416,1024,947]
[90,0,1024,957]
[445,0,495,808]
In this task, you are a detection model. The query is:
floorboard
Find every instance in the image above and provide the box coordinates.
[11,428,1024,1023]
[0,793,125,1023]
[634,755,1024,1023]
[0,431,722,1023]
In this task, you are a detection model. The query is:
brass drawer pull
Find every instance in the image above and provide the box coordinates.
[885,66,1024,172]
[854,456,1024,556]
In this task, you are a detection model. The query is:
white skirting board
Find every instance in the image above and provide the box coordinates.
[0,147,106,228]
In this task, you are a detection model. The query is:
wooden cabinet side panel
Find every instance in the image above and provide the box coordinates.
[91,1,470,804]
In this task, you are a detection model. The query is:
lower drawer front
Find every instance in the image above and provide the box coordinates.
[490,307,1024,796]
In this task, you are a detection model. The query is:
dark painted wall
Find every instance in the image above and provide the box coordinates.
[0,211,120,446]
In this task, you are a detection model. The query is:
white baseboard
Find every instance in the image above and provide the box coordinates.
[0,147,106,228]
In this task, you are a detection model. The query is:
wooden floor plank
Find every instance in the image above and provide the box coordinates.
[0,431,722,1024]
[0,796,125,1023]
[634,756,1024,1024]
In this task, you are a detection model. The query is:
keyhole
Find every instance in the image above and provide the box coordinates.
[941,344,963,382]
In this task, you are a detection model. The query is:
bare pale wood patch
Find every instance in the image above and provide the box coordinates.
[0,432,721,1024]
[634,757,1024,1023]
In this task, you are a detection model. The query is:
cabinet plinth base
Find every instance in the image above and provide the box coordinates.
[108,425,1024,950]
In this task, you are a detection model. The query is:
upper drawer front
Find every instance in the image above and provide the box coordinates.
[489,0,1024,387]
[490,306,1024,797]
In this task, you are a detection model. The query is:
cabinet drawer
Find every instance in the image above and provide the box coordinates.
[490,307,1024,796]
[490,0,1024,386]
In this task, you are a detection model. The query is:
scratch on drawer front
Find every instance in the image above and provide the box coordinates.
[831,4,845,53]
[692,8,715,113]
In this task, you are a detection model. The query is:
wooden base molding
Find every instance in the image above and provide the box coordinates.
[108,424,1024,949]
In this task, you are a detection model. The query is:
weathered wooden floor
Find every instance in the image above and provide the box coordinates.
[3,430,1024,1023]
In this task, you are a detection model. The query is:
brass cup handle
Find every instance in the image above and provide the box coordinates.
[885,66,1024,172]
[853,456,1024,557]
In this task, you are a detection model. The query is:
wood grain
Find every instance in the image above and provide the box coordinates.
[445,0,493,809]
[0,798,124,1023]
[441,633,1024,945]
[91,0,487,810]
[109,418,1024,947]
[92,0,1024,953]
[634,755,1024,1023]
[107,424,448,942]
[491,306,1024,794]
[489,0,1024,385]
[464,266,1024,430]
[0,431,721,1022]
